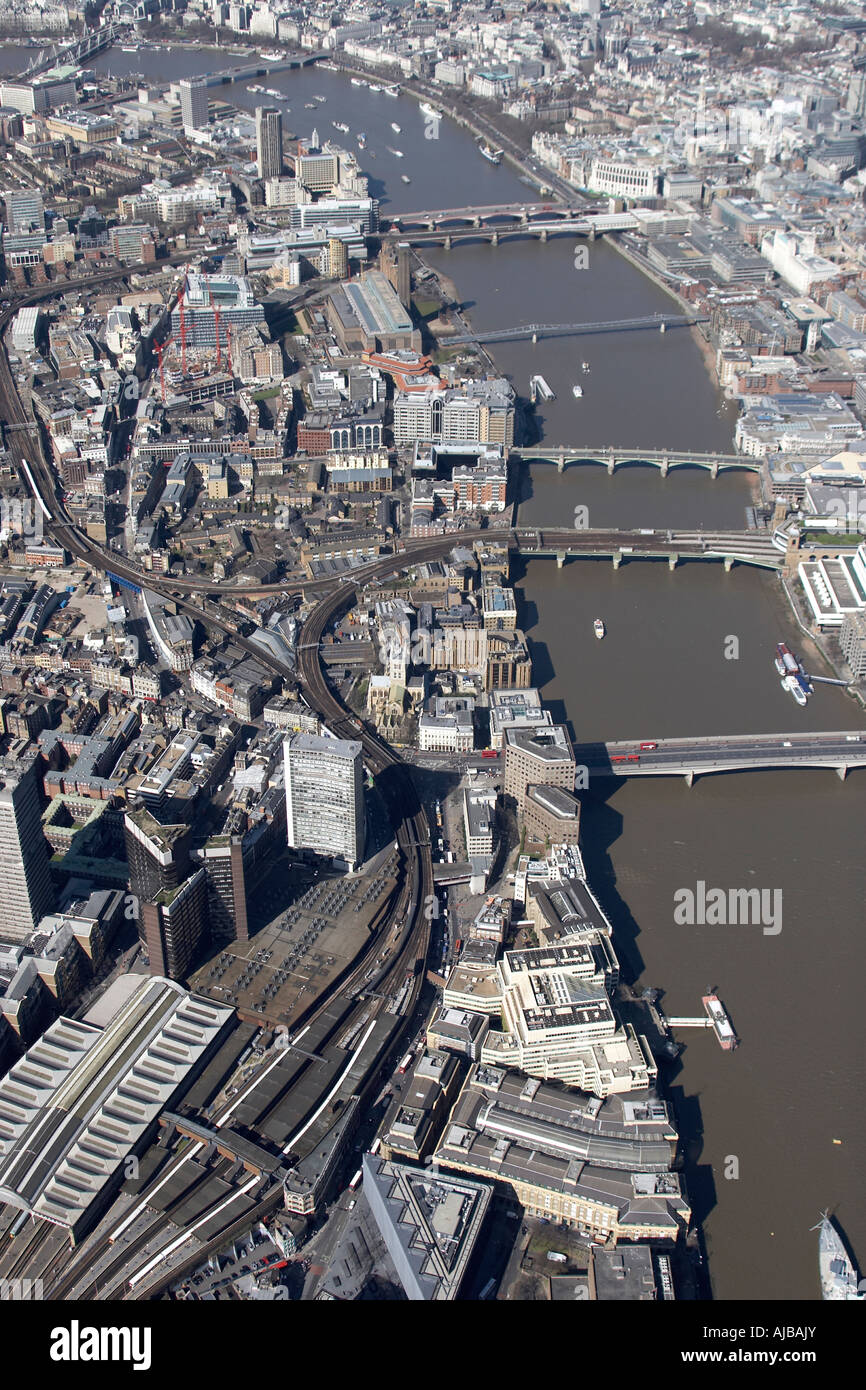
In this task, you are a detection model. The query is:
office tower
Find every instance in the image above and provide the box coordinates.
[503,725,575,814]
[295,148,340,192]
[847,59,866,120]
[256,105,283,180]
[180,77,209,132]
[140,869,208,981]
[3,188,44,235]
[124,809,192,903]
[194,836,250,943]
[284,734,365,868]
[124,808,208,978]
[169,271,263,347]
[0,764,54,941]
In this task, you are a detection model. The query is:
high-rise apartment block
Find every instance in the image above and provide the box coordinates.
[326,236,348,279]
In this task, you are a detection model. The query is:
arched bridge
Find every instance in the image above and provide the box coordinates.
[514,445,757,476]
[385,205,636,234]
[386,201,586,227]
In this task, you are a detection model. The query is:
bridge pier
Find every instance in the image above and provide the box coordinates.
[684,770,695,788]
[473,217,481,228]
[668,554,678,571]
[711,461,719,480]
[589,225,597,241]
[490,230,499,246]
[539,228,548,242]
[723,555,734,572]
[444,234,452,250]
[836,765,848,781]
[660,457,669,478]
[612,550,622,570]
[607,455,616,475]
[531,332,537,344]
[556,552,565,569]
[557,450,566,473]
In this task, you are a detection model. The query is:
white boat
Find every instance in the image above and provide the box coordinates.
[368,84,381,93]
[351,78,364,87]
[357,133,366,148]
[261,50,282,62]
[479,143,502,164]
[816,1215,864,1300]
[384,86,399,97]
[391,123,401,133]
[401,174,411,183]
[387,147,404,158]
[781,675,807,707]
[594,618,605,640]
[582,361,590,372]
[572,384,583,398]
[419,102,438,117]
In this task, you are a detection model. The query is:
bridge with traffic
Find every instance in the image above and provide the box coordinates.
[0,268,438,1302]
[385,202,632,231]
[1,258,863,1296]
[571,731,866,784]
[386,217,608,249]
[513,444,759,476]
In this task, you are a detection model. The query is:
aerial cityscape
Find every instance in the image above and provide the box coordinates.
[0,0,863,1334]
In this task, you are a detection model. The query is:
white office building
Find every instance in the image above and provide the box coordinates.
[0,765,54,941]
[284,734,365,868]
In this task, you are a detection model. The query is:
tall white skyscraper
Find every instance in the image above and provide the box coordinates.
[284,734,365,869]
[180,78,209,132]
[256,105,283,180]
[3,188,44,235]
[0,765,54,941]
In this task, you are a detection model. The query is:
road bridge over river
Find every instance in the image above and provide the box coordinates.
[571,731,866,784]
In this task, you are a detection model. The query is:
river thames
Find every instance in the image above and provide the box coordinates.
[14,43,865,1299]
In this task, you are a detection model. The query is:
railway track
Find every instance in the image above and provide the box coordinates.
[0,260,436,1303]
